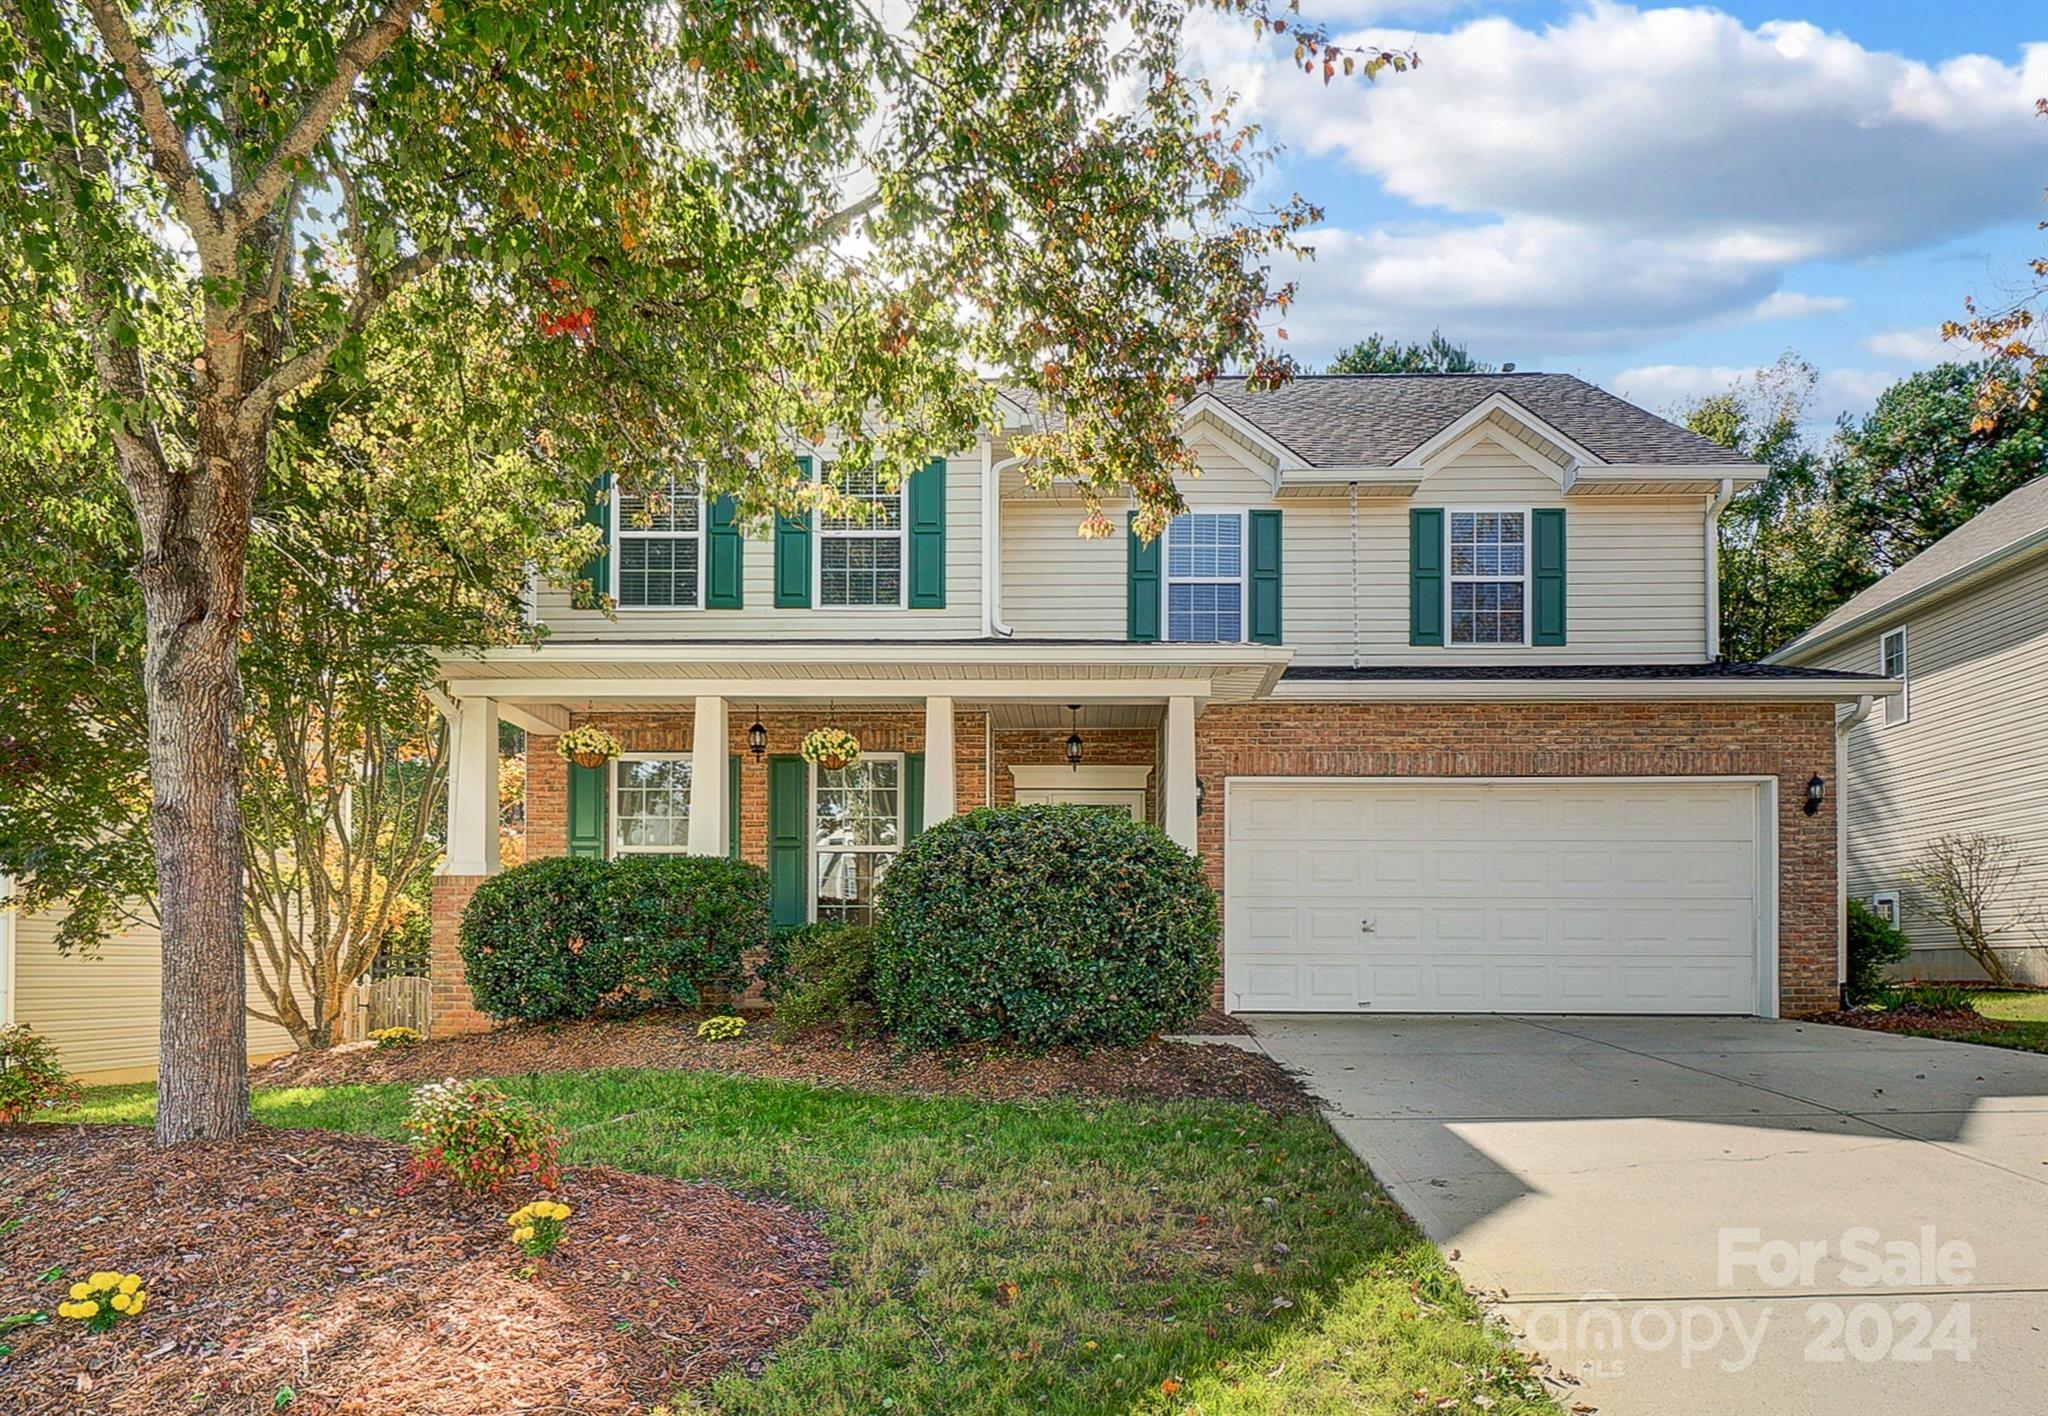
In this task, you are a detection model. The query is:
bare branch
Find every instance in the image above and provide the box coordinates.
[78,0,223,247]
[222,0,424,233]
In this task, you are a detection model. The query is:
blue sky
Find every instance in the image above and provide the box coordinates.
[1185,0,2048,427]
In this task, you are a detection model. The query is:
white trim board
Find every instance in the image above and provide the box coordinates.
[1010,764,1153,789]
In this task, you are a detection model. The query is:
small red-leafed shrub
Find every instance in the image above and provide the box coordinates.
[400,1079,562,1197]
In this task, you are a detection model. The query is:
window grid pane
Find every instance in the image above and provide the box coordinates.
[819,537,902,608]
[617,475,701,608]
[1163,513,1245,643]
[1448,511,1528,645]
[615,759,691,850]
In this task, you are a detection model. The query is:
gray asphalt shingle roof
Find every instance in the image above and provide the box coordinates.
[1774,473,2048,659]
[1202,373,1751,468]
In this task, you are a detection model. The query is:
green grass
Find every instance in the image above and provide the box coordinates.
[1854,988,2048,1054]
[65,1071,1552,1416]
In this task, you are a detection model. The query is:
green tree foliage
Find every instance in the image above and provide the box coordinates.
[1682,355,1870,662]
[0,0,1411,1139]
[1831,362,2048,572]
[1327,328,1494,374]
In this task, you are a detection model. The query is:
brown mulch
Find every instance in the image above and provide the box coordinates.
[259,1010,1314,1114]
[0,1125,832,1415]
[1811,1005,2015,1038]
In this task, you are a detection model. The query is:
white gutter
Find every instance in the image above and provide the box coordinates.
[1834,693,1877,998]
[983,448,1022,638]
[1270,675,1899,704]
[1704,477,1734,659]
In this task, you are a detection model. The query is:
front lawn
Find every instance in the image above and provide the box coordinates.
[48,1070,1554,1415]
[1822,986,2048,1054]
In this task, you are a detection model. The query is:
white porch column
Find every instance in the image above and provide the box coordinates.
[687,694,729,856]
[444,696,502,876]
[1164,695,1198,852]
[923,695,957,827]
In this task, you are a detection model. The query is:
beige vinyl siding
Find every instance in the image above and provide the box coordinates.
[1809,550,2048,983]
[1001,433,1710,663]
[10,905,295,1081]
[534,450,984,639]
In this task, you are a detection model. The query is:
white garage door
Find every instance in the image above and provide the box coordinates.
[1225,779,1768,1015]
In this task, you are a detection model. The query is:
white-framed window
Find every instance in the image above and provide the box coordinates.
[812,755,903,923]
[1870,890,1902,928]
[615,475,704,609]
[1163,511,1246,643]
[612,753,692,853]
[1448,509,1528,646]
[1881,628,1908,725]
[817,465,905,609]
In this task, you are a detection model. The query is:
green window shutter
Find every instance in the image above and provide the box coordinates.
[1247,509,1283,645]
[1532,508,1567,646]
[706,494,744,609]
[774,455,813,608]
[767,754,808,927]
[567,761,606,859]
[577,475,611,606]
[1409,507,1445,647]
[1126,511,1162,642]
[907,458,947,608]
[904,753,926,839]
[727,754,743,861]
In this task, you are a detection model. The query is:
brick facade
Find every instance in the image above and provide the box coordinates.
[428,874,495,1036]
[1193,699,1840,1016]
[991,727,1163,823]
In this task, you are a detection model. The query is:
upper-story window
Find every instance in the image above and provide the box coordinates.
[1882,628,1908,725]
[1165,512,1245,643]
[613,753,691,853]
[616,476,703,609]
[1449,510,1527,646]
[819,466,904,608]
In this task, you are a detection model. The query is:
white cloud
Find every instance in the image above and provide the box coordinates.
[1191,3,2048,348]
[1609,361,1900,426]
[1748,292,1849,322]
[1863,326,1962,363]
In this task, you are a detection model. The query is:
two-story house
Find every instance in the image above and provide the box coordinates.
[427,373,1895,1033]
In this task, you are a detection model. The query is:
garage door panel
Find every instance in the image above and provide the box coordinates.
[1226,780,1764,1015]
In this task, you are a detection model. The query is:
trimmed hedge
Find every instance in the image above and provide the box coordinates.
[1845,898,1911,1006]
[874,805,1218,1049]
[458,854,768,1021]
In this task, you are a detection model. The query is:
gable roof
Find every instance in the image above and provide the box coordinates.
[1203,373,1750,469]
[1772,473,2048,662]
[998,372,1751,470]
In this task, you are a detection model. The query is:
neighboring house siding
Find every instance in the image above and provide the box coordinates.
[1002,433,1710,664]
[531,450,984,638]
[1809,550,2048,983]
[10,906,295,1081]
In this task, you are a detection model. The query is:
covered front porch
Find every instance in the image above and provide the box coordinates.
[426,642,1288,1033]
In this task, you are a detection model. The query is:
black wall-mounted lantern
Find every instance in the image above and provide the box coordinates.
[1065,704,1084,770]
[747,706,768,759]
[1195,777,1207,816]
[1804,774,1825,816]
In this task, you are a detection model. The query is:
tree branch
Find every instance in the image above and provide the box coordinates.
[236,247,441,432]
[222,0,424,234]
[78,0,223,247]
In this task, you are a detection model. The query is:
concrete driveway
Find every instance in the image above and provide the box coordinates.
[1250,1015,2048,1416]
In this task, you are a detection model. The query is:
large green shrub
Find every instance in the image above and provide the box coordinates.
[1845,899,1911,1006]
[459,856,614,1021]
[458,855,769,1021]
[764,922,881,1040]
[602,854,768,1006]
[874,805,1218,1049]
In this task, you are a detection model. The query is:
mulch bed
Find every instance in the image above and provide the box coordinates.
[258,1011,1314,1114]
[1812,1005,2017,1039]
[0,1125,832,1415]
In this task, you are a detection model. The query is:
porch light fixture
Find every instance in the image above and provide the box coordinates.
[1065,705,1084,770]
[1195,777,1207,816]
[747,706,767,759]
[1804,774,1826,816]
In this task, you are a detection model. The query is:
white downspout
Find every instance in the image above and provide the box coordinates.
[1834,693,1877,1001]
[1704,477,1734,660]
[983,449,1023,638]
[0,873,14,1026]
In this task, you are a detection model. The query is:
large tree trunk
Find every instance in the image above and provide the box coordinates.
[139,397,260,1144]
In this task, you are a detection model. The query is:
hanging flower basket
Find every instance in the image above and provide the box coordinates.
[554,725,622,770]
[799,726,862,772]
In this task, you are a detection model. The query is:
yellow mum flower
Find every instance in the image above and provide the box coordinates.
[118,1275,141,1294]
[110,1293,131,1313]
[89,1271,119,1289]
[78,1301,99,1318]
[68,1282,90,1300]
[512,1225,535,1243]
[130,1293,146,1314]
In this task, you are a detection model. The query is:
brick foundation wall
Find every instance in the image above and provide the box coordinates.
[1194,699,1840,1017]
[429,874,495,1037]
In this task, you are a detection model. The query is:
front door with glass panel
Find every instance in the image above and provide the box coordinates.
[813,756,903,923]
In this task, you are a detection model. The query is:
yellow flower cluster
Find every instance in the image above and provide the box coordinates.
[507,1199,572,1250]
[696,1013,746,1041]
[57,1272,146,1325]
